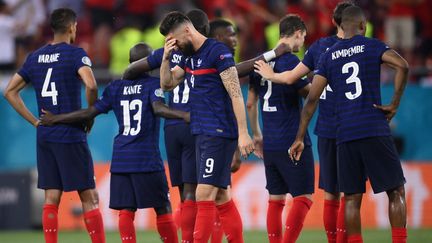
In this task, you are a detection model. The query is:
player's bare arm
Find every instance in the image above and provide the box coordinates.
[3,74,40,127]
[78,66,98,132]
[39,107,100,126]
[123,57,152,80]
[254,61,311,85]
[374,49,409,121]
[152,101,190,123]
[220,66,254,158]
[298,83,311,98]
[246,84,264,159]
[289,75,327,161]
[160,37,185,91]
[236,41,291,77]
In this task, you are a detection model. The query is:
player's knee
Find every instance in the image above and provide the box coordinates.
[215,189,231,205]
[386,185,406,202]
[183,183,197,201]
[154,204,172,216]
[44,189,62,205]
[79,189,100,206]
[196,184,218,201]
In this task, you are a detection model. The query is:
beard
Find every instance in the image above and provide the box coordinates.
[179,41,195,56]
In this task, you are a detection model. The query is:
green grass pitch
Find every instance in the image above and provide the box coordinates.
[0,229,431,242]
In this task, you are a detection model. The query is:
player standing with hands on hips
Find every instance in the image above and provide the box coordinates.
[289,6,408,243]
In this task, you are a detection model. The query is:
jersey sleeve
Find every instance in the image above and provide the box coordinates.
[212,43,236,73]
[94,84,113,114]
[302,41,318,70]
[17,53,32,83]
[169,50,185,69]
[147,48,164,69]
[73,48,92,72]
[314,52,329,79]
[374,39,391,62]
[148,78,165,103]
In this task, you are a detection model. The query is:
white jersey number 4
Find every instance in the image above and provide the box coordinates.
[41,68,58,105]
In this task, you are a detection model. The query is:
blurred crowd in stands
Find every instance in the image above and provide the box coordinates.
[0,0,431,85]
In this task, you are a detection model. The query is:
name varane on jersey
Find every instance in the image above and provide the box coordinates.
[315,35,391,144]
[18,42,92,143]
[94,75,165,173]
[250,53,311,151]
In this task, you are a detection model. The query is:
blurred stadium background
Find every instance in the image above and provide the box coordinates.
[1,0,432,242]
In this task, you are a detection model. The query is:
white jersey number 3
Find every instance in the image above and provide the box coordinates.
[342,62,362,100]
[41,68,58,105]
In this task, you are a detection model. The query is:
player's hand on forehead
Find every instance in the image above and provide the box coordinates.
[163,36,178,59]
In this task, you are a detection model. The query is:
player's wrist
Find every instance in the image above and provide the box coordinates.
[33,119,41,127]
[263,50,276,62]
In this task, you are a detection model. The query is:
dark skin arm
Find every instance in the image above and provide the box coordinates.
[289,75,328,161]
[374,49,409,121]
[122,58,152,80]
[298,83,311,99]
[152,101,190,123]
[39,107,100,126]
[236,42,291,77]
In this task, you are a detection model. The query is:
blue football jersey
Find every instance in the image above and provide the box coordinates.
[303,36,341,139]
[315,35,391,144]
[147,47,191,127]
[94,75,165,173]
[182,38,238,138]
[250,53,311,151]
[18,42,92,143]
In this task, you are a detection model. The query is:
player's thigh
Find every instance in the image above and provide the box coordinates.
[53,142,95,192]
[195,135,237,189]
[361,136,406,193]
[164,125,184,187]
[37,140,63,190]
[318,137,339,193]
[179,124,197,185]
[263,150,289,195]
[109,173,136,210]
[131,171,171,209]
[337,140,367,194]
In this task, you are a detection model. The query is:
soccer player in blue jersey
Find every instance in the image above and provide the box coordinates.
[254,2,354,242]
[159,11,255,243]
[3,8,105,243]
[289,6,408,243]
[40,43,189,243]
[248,15,314,243]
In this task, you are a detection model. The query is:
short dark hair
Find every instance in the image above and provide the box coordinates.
[341,5,365,27]
[187,9,210,36]
[279,14,306,38]
[129,43,153,63]
[333,1,355,26]
[159,11,191,36]
[50,8,77,33]
[209,19,233,37]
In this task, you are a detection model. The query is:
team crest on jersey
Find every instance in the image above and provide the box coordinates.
[219,53,233,60]
[154,88,165,98]
[82,56,92,67]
